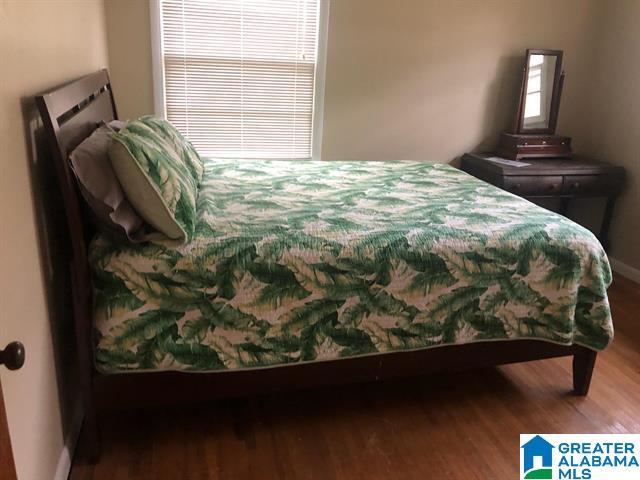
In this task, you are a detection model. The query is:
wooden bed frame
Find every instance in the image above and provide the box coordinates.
[35,70,598,462]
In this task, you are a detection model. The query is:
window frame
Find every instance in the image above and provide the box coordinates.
[149,0,330,160]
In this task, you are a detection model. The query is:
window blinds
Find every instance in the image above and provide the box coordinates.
[160,0,320,159]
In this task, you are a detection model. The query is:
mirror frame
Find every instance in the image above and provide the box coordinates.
[515,49,564,135]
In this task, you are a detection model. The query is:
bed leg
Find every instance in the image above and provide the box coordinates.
[572,348,597,396]
[76,404,102,464]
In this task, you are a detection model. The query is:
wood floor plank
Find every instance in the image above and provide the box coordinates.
[71,273,640,480]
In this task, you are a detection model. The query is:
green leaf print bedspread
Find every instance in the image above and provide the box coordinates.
[89,160,613,373]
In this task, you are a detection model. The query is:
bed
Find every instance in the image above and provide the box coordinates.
[36,70,612,461]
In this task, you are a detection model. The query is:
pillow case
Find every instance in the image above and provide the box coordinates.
[108,116,201,243]
[136,115,204,185]
[69,120,149,242]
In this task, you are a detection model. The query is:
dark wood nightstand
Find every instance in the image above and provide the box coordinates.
[460,153,625,251]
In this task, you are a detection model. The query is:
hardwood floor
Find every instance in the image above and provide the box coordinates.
[71,274,639,480]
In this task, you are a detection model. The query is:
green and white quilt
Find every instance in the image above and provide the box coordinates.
[89,160,613,373]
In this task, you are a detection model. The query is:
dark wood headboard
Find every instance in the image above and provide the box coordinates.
[35,69,118,395]
[36,68,118,250]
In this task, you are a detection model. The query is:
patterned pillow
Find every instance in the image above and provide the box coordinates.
[108,117,201,243]
[136,116,204,184]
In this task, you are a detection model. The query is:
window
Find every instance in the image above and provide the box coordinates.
[152,0,328,159]
[524,54,544,120]
[523,53,557,130]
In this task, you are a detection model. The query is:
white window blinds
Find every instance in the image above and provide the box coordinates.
[160,0,320,159]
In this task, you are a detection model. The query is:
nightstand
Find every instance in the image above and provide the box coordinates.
[460,153,625,251]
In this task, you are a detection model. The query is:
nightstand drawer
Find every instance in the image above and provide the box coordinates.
[503,176,563,195]
[562,175,620,196]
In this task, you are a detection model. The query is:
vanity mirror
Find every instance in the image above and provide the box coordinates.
[498,49,572,160]
[517,49,564,133]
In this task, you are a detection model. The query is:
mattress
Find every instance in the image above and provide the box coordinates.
[89,159,613,373]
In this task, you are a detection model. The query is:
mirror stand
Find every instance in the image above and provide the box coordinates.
[498,49,572,161]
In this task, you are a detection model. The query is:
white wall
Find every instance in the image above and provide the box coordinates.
[0,1,109,479]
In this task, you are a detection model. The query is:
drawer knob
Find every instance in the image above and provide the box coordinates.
[572,182,580,189]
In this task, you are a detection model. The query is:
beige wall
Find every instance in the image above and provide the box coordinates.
[103,0,639,270]
[0,1,109,479]
[581,0,640,270]
[105,0,603,158]
[104,0,154,120]
[321,0,601,161]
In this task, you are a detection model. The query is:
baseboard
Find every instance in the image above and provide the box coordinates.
[54,400,84,480]
[609,256,640,284]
